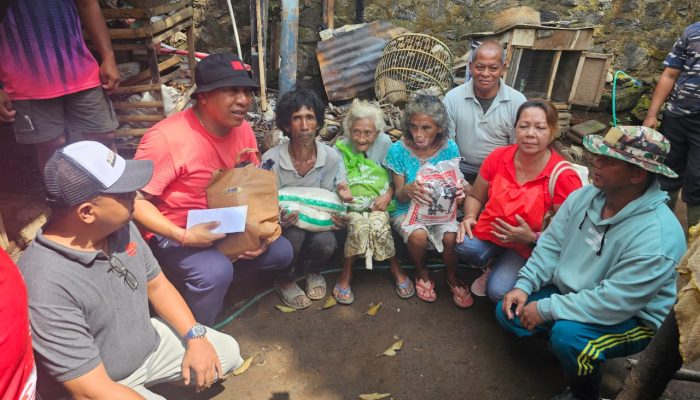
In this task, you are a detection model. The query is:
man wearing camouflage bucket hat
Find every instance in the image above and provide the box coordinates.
[496,126,687,400]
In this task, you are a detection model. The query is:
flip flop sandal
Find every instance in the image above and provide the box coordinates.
[305,273,327,300]
[415,278,437,303]
[395,277,415,299]
[447,280,474,309]
[274,282,311,310]
[333,284,355,305]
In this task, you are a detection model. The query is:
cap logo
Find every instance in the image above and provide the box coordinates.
[106,151,117,167]
[231,60,245,71]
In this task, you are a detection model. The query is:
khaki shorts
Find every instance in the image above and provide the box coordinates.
[12,87,118,144]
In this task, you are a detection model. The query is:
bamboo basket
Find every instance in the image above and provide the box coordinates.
[129,0,173,8]
[374,33,453,106]
[493,6,540,32]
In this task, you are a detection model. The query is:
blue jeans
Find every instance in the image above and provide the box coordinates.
[495,286,653,377]
[455,236,526,302]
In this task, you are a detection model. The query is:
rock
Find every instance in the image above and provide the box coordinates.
[619,43,650,71]
[571,120,607,138]
[392,6,417,21]
[620,0,639,12]
[631,94,661,122]
[540,10,559,22]
[612,83,647,112]
[565,130,584,145]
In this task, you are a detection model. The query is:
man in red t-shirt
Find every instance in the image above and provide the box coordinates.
[134,53,293,326]
[0,248,36,400]
[0,0,120,171]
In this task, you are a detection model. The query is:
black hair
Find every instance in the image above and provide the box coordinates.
[275,88,325,137]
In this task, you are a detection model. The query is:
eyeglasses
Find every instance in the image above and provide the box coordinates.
[108,255,139,290]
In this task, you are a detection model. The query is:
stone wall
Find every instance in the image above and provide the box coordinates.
[192,0,699,89]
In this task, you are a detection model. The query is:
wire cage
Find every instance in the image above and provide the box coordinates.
[374,33,453,105]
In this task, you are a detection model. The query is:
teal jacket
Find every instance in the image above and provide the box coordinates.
[514,181,686,329]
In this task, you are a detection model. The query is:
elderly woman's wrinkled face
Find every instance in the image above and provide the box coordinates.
[350,118,379,153]
[515,106,551,155]
[409,113,442,150]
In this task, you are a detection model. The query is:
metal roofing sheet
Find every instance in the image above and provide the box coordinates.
[316,21,408,102]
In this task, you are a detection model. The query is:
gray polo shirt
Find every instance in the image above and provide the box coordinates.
[19,222,161,399]
[443,78,527,166]
[262,139,346,190]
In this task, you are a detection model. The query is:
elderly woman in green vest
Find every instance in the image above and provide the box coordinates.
[332,99,415,304]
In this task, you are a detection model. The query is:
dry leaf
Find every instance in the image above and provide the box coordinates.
[233,354,256,375]
[359,393,391,400]
[275,304,297,312]
[323,296,337,309]
[366,302,383,316]
[377,339,403,357]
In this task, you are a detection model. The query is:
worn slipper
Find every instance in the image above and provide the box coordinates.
[305,273,327,300]
[274,282,311,310]
[415,278,437,303]
[332,284,354,305]
[395,277,415,299]
[447,280,474,309]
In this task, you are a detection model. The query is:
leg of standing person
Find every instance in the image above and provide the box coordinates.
[66,87,118,151]
[680,115,700,227]
[148,237,234,327]
[12,97,68,172]
[485,250,526,303]
[658,112,687,212]
[118,318,243,399]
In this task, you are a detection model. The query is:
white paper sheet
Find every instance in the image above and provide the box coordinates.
[186,206,248,234]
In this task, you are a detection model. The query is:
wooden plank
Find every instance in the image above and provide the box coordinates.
[104,7,193,40]
[569,52,613,107]
[100,0,190,19]
[113,101,164,110]
[117,115,164,123]
[186,24,196,76]
[0,211,9,251]
[323,0,335,30]
[551,51,582,103]
[112,83,161,94]
[533,28,594,51]
[115,128,149,137]
[510,28,535,47]
[546,50,562,99]
[151,18,193,44]
[122,55,182,86]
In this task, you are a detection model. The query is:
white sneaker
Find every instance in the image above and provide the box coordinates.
[470,268,491,297]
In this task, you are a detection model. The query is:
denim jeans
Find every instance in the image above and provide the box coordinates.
[455,236,526,302]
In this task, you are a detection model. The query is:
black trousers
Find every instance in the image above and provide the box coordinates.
[658,111,700,204]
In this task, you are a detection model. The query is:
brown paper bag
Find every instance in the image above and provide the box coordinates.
[206,148,281,260]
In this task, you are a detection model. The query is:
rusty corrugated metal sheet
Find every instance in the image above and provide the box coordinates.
[317,21,407,102]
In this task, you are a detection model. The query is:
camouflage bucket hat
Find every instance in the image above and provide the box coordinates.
[583,125,678,178]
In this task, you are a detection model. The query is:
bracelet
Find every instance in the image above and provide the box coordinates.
[178,229,188,246]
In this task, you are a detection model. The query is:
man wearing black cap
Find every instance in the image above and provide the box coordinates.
[133,53,294,325]
[19,141,243,400]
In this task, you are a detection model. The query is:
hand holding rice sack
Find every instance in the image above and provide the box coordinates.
[455,98,583,303]
[262,88,349,310]
[384,95,471,308]
[330,99,415,305]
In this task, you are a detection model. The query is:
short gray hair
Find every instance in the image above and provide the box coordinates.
[343,98,387,136]
[402,94,450,143]
[469,40,506,65]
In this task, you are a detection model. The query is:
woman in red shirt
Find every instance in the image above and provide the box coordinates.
[456,99,583,302]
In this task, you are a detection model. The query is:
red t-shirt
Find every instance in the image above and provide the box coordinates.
[473,145,583,258]
[135,108,259,228]
[0,249,36,400]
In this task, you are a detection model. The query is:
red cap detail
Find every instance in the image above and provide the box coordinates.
[231,60,245,71]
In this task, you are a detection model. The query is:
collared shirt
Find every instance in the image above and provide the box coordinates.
[262,139,346,190]
[443,78,527,166]
[664,22,700,116]
[18,223,161,399]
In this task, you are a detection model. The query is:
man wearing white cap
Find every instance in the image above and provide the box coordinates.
[19,141,243,400]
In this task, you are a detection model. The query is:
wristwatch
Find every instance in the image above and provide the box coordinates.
[183,323,207,342]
